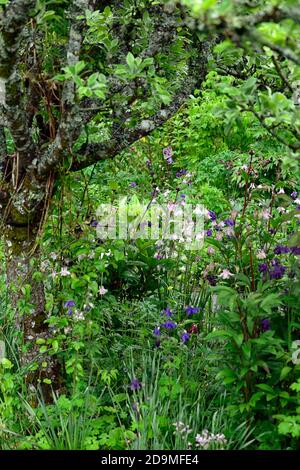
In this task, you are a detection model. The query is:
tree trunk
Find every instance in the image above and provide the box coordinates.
[3,179,61,403]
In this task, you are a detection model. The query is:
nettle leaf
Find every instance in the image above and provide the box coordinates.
[126,52,135,72]
[280,366,292,381]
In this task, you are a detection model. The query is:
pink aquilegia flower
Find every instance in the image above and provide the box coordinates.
[99,286,108,295]
[219,269,233,280]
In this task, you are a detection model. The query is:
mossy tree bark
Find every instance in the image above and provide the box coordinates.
[0,0,212,400]
[5,225,61,401]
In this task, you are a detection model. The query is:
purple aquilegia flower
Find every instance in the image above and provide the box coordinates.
[258,263,268,273]
[130,378,142,391]
[269,264,286,280]
[185,306,200,316]
[274,245,290,254]
[261,319,270,332]
[67,309,73,316]
[206,274,217,286]
[64,300,76,308]
[163,146,172,158]
[161,320,177,329]
[208,210,217,221]
[224,218,235,227]
[130,182,137,187]
[272,258,280,266]
[206,229,212,237]
[180,194,186,199]
[162,307,173,317]
[290,246,300,255]
[291,191,298,199]
[176,169,187,178]
[181,332,190,343]
[153,326,161,336]
[91,220,98,227]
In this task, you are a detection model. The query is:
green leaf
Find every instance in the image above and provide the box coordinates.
[280,366,292,381]
[126,52,135,72]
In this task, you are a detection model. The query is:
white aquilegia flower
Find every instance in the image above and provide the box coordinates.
[219,269,233,280]
[257,250,266,260]
[99,286,108,296]
[60,267,71,276]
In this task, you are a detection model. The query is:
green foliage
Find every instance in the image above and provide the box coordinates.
[1,0,300,451]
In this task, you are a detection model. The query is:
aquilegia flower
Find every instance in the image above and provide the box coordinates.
[257,250,266,260]
[269,264,286,280]
[208,210,217,221]
[181,331,190,343]
[130,378,142,391]
[274,245,290,254]
[219,269,233,279]
[291,191,298,199]
[163,146,172,158]
[185,306,200,316]
[64,300,76,308]
[290,246,300,255]
[161,320,177,329]
[99,286,108,295]
[129,182,137,187]
[224,218,235,227]
[162,307,173,317]
[258,263,268,273]
[60,267,71,277]
[153,326,161,336]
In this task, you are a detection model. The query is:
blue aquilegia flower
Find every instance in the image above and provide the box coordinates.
[176,169,187,178]
[181,331,190,343]
[130,378,142,391]
[161,320,177,329]
[185,306,200,316]
[162,307,173,317]
[163,146,173,164]
[208,210,217,221]
[268,259,286,279]
[258,263,268,273]
[206,229,212,237]
[224,218,235,227]
[64,300,75,316]
[274,245,289,254]
[153,326,161,336]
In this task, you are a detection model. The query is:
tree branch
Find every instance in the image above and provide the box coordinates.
[0,0,36,173]
[71,38,212,171]
[37,0,91,176]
